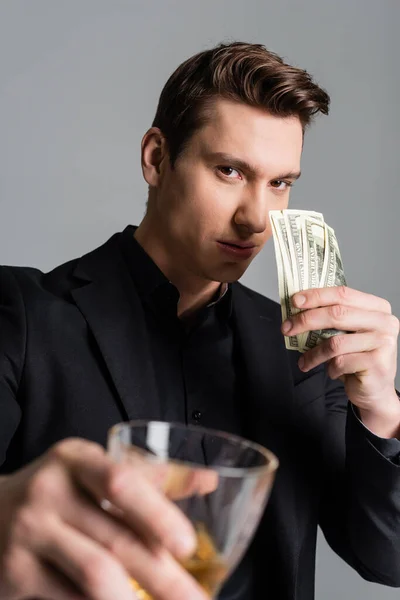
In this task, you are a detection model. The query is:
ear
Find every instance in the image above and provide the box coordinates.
[141,127,169,187]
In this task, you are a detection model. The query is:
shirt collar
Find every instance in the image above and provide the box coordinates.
[207,282,229,307]
[119,225,232,318]
[120,225,170,300]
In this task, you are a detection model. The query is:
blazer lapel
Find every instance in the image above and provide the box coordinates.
[231,283,301,595]
[70,235,162,422]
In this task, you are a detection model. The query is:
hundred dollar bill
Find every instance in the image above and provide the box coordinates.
[285,211,305,294]
[301,223,347,351]
[270,212,301,351]
[269,210,347,353]
[322,225,346,289]
[270,211,326,351]
[297,216,327,349]
[282,213,316,349]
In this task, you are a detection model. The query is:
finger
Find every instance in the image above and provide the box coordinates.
[119,449,219,499]
[54,439,197,559]
[163,462,219,500]
[327,351,377,380]
[299,332,380,372]
[284,306,397,337]
[292,286,392,314]
[1,546,86,600]
[32,516,137,600]
[59,483,209,600]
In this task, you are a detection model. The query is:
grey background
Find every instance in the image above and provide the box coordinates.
[0,1,399,598]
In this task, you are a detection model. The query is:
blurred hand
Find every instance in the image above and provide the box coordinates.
[0,438,210,600]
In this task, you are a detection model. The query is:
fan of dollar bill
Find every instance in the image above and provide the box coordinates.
[269,210,347,353]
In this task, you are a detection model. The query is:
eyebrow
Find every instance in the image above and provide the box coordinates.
[206,152,302,181]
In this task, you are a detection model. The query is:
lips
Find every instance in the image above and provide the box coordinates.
[217,240,256,260]
[220,240,256,249]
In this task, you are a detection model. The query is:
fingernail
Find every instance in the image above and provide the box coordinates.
[294,294,306,307]
[298,356,305,371]
[282,319,292,334]
[172,533,197,558]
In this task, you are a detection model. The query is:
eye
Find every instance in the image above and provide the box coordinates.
[270,180,293,191]
[217,166,241,179]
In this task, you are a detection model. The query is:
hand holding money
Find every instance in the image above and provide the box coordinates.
[270,210,400,437]
[269,209,347,353]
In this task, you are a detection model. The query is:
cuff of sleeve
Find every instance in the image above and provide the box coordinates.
[351,401,400,464]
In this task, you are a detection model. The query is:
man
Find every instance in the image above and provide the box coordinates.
[0,41,399,600]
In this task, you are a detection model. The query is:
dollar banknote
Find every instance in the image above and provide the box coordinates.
[269,210,347,353]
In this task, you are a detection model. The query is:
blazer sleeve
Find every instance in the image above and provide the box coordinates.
[0,266,24,467]
[350,403,400,464]
[318,371,400,587]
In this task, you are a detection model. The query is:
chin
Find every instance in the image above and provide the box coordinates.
[207,264,249,284]
[225,273,247,284]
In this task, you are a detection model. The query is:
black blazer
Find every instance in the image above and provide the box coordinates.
[1,231,400,600]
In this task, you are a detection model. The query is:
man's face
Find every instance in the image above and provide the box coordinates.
[150,98,303,284]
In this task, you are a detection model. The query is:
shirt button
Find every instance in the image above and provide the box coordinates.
[192,410,202,423]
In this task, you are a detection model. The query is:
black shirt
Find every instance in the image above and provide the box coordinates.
[119,226,254,599]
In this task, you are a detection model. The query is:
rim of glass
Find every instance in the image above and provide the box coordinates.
[109,420,279,478]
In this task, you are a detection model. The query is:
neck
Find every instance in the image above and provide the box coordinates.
[134,218,223,318]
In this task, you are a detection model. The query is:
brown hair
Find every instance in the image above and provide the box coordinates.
[152,41,330,166]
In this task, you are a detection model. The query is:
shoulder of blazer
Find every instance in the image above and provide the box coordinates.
[2,231,124,302]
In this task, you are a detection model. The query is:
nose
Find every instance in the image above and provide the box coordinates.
[233,188,268,235]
